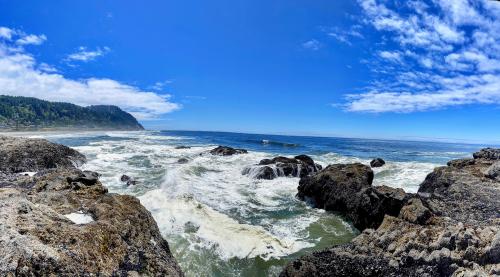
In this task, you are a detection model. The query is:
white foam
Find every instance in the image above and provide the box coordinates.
[64,211,94,224]
[18,172,37,177]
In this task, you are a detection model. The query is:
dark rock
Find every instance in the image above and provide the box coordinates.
[209,146,247,156]
[0,136,86,173]
[447,158,475,168]
[120,174,137,186]
[177,158,189,164]
[370,158,386,168]
[0,136,183,276]
[485,161,500,180]
[245,155,321,180]
[283,148,500,276]
[175,146,191,149]
[399,198,432,224]
[473,147,500,160]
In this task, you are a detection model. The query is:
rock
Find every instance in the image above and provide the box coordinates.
[282,148,500,276]
[370,158,386,168]
[485,161,500,180]
[399,198,432,224]
[177,158,189,164]
[0,136,86,173]
[0,136,183,276]
[243,155,321,180]
[447,158,475,168]
[175,146,191,149]
[209,146,247,156]
[297,163,405,230]
[120,174,137,186]
[473,148,500,160]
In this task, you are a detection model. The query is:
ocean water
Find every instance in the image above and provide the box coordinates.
[27,130,487,276]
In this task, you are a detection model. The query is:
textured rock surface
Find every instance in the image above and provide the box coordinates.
[242,155,322,180]
[209,145,247,156]
[296,163,406,230]
[282,149,500,277]
[0,136,183,276]
[370,158,386,167]
[0,136,86,173]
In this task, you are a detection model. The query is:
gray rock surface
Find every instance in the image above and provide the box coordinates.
[0,136,183,276]
[282,148,500,276]
[370,158,386,167]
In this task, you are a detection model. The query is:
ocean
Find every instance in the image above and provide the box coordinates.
[25,130,489,276]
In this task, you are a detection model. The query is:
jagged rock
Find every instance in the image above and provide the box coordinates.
[0,136,86,173]
[0,136,183,276]
[120,174,137,186]
[282,148,500,276]
[209,146,247,156]
[473,148,500,160]
[243,155,321,180]
[447,158,475,168]
[177,158,189,164]
[370,158,386,168]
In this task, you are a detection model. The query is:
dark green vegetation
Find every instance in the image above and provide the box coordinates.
[0,95,144,130]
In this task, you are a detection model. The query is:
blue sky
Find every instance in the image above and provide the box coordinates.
[0,0,499,143]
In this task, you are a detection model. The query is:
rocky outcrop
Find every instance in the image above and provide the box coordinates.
[370,158,386,167]
[120,174,137,186]
[242,155,322,180]
[0,136,86,173]
[0,136,183,276]
[209,146,247,156]
[297,163,406,230]
[282,148,500,276]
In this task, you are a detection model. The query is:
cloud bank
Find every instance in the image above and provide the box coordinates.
[345,0,500,113]
[0,27,180,119]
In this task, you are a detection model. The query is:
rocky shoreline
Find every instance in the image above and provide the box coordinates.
[0,136,183,276]
[281,148,500,276]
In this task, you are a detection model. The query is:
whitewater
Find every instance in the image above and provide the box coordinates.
[24,130,483,276]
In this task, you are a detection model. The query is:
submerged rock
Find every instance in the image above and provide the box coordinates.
[120,174,137,186]
[282,148,500,276]
[370,158,386,167]
[177,158,189,164]
[175,146,191,149]
[209,145,247,156]
[243,155,321,180]
[0,136,183,276]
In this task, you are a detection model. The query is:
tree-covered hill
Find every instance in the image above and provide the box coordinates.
[0,95,144,130]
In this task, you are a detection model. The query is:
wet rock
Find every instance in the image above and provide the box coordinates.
[120,174,137,186]
[209,145,247,156]
[175,146,191,149]
[370,158,386,168]
[282,148,500,276]
[447,158,475,168]
[0,136,86,173]
[0,136,183,276]
[177,158,189,164]
[244,155,321,180]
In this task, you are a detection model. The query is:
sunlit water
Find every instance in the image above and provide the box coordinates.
[24,130,485,276]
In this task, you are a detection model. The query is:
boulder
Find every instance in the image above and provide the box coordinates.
[0,136,86,173]
[399,198,432,224]
[485,161,500,180]
[120,174,137,186]
[370,158,386,168]
[447,158,475,168]
[209,146,247,156]
[0,136,183,276]
[243,155,321,180]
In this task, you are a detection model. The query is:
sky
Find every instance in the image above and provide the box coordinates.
[0,0,499,143]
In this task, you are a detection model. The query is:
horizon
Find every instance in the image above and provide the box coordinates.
[1,0,499,143]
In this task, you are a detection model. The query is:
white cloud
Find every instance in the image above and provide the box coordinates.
[16,34,47,45]
[66,46,110,62]
[150,80,174,91]
[0,27,180,119]
[0,27,14,40]
[302,39,321,50]
[344,0,500,113]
